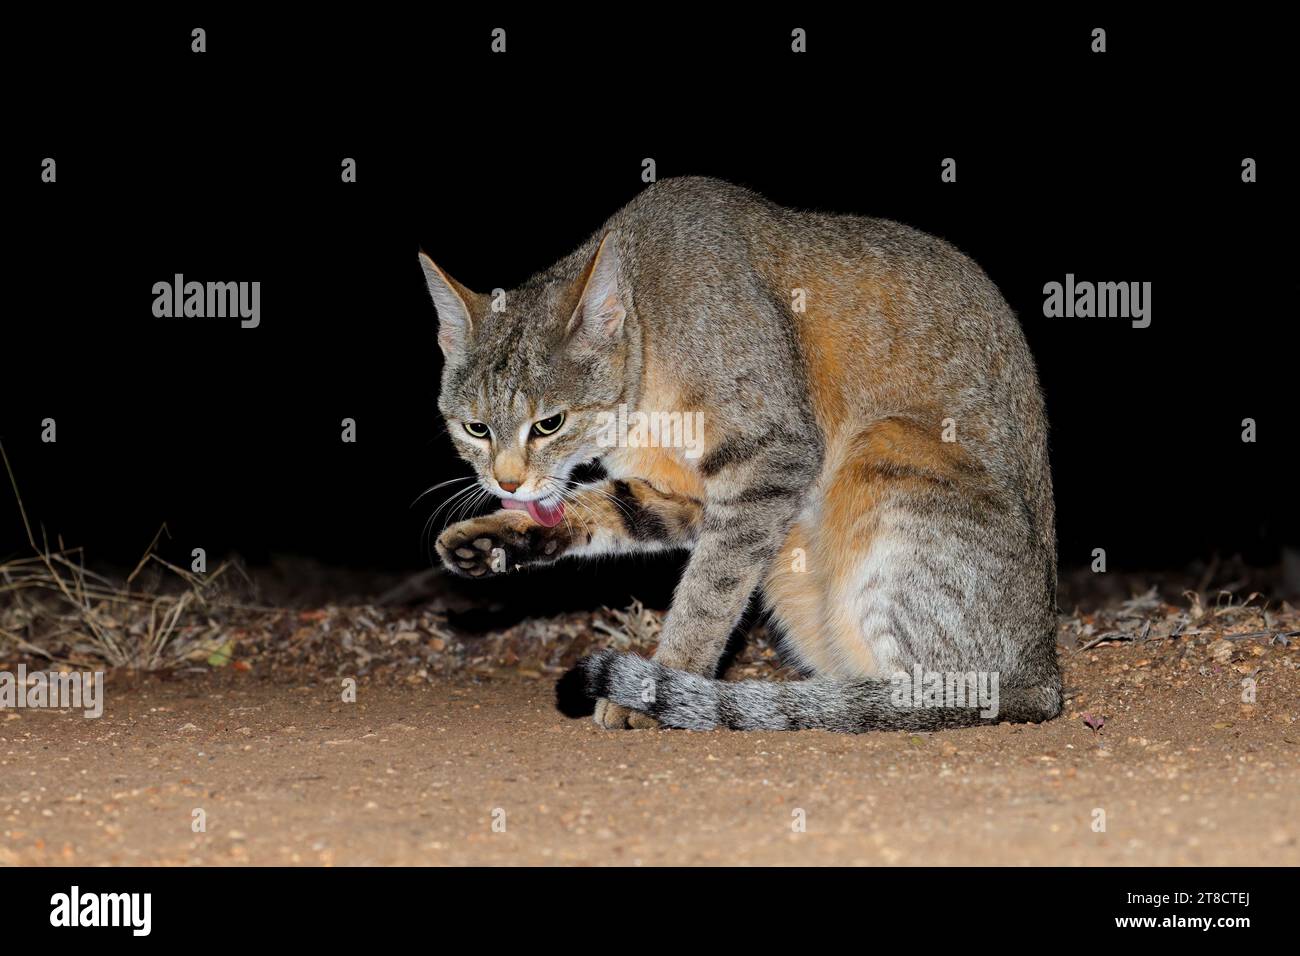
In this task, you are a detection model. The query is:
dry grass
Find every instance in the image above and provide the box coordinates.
[592,597,663,649]
[5,439,1296,681]
[1059,583,1299,653]
[0,442,277,670]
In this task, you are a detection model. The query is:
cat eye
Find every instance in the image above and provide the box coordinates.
[531,412,565,437]
[463,422,491,439]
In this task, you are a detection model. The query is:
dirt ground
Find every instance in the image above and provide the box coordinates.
[2,623,1297,866]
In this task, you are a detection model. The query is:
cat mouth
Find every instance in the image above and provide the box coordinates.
[501,497,566,528]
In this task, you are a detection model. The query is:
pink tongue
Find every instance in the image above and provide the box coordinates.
[502,498,566,528]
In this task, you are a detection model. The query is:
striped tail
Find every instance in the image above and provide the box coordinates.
[556,650,1061,733]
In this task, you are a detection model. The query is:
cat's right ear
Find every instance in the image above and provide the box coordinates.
[418,252,477,358]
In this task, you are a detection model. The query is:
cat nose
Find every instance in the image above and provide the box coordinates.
[498,480,521,493]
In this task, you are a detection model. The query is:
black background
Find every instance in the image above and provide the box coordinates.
[3,13,1295,608]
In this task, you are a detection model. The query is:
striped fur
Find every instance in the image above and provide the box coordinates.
[558,650,1060,733]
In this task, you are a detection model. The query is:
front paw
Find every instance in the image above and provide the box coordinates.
[436,510,571,577]
[593,698,660,730]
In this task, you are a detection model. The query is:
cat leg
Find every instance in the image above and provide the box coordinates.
[762,518,836,674]
[771,417,1037,681]
[567,479,703,730]
[565,478,703,559]
[639,431,819,703]
[768,431,898,679]
[435,507,570,578]
[435,478,701,577]
[436,478,703,730]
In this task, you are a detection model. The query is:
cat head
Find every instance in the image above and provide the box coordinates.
[419,234,631,525]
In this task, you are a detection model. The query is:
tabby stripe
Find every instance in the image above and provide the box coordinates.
[709,526,770,549]
[586,653,614,701]
[712,483,802,506]
[717,688,745,729]
[610,480,670,541]
[698,434,768,477]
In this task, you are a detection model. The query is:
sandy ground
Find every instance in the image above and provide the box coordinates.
[2,629,1297,866]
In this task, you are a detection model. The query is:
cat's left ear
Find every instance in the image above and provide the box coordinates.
[419,252,479,359]
[566,233,626,343]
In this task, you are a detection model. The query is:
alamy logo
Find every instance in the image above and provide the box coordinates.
[1042,274,1151,328]
[889,666,1000,718]
[50,886,151,936]
[0,665,103,718]
[152,275,260,328]
[595,403,705,459]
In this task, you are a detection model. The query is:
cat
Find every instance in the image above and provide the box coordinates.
[420,176,1061,732]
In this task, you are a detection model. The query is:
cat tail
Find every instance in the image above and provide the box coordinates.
[556,650,1061,732]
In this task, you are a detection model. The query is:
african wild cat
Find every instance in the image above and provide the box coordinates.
[420,177,1061,732]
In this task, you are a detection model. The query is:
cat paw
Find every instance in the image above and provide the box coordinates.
[593,698,660,730]
[436,510,570,577]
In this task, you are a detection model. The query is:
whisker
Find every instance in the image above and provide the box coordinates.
[544,480,598,537]
[559,477,634,519]
[427,482,479,527]
[423,480,490,558]
[449,484,492,528]
[411,475,475,508]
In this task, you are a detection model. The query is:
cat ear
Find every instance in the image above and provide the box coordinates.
[566,233,626,343]
[418,252,478,358]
